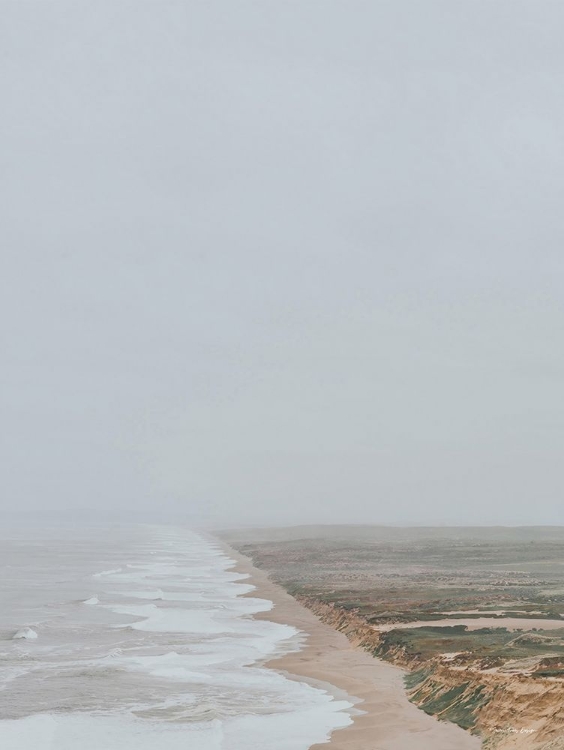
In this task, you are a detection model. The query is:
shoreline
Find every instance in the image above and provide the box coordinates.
[220,540,481,750]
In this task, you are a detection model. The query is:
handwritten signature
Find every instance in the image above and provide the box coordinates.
[491,727,537,734]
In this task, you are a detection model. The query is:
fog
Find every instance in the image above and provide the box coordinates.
[2,1,564,527]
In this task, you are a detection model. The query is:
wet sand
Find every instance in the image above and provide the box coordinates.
[223,542,481,750]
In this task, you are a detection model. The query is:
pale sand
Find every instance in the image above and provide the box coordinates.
[222,542,482,750]
[377,617,564,632]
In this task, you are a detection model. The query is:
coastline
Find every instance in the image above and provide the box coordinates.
[220,540,481,750]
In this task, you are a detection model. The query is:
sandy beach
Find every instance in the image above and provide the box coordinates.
[223,542,481,750]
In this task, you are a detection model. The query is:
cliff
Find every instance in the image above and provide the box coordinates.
[297,597,564,750]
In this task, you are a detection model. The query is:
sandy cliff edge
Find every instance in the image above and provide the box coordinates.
[218,540,481,750]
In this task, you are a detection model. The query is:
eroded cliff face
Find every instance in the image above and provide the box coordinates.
[298,597,564,750]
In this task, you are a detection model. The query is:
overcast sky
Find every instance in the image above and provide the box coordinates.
[2,1,564,526]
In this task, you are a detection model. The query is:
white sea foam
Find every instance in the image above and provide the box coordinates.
[12,627,38,640]
[1,704,353,750]
[0,526,354,749]
[93,568,123,577]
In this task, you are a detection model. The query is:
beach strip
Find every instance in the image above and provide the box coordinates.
[222,542,481,750]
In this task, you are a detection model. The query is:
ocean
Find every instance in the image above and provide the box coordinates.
[0,525,353,749]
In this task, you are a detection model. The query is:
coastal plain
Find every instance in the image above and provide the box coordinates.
[221,526,564,749]
[223,541,478,750]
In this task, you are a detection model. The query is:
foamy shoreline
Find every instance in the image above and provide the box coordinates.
[219,539,482,750]
[1,526,354,750]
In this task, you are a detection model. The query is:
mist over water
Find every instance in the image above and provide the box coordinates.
[0,525,353,749]
[2,5,562,748]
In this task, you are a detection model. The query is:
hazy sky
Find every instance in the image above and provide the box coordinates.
[2,2,564,526]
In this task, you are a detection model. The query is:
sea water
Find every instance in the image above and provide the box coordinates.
[0,525,353,749]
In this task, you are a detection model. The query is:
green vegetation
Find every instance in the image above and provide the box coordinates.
[226,526,564,677]
[378,625,564,663]
[404,666,434,689]
[403,677,491,731]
